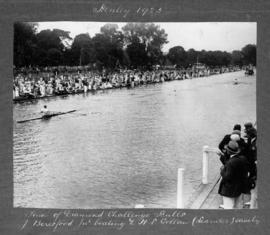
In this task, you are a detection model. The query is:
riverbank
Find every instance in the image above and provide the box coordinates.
[13,68,243,103]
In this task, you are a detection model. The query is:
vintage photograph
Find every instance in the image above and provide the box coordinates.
[13,22,257,209]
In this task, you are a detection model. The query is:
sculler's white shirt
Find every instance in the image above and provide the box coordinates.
[41,107,48,113]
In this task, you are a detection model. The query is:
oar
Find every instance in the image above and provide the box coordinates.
[17,117,43,123]
[70,111,101,116]
[65,110,87,116]
[67,110,102,116]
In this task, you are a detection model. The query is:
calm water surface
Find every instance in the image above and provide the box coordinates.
[13,71,256,208]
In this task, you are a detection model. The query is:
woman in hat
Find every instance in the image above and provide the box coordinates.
[218,141,250,209]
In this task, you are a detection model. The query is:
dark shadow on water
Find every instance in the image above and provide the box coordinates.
[58,95,69,100]
[40,118,52,123]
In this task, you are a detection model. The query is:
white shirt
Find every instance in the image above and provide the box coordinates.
[41,107,49,113]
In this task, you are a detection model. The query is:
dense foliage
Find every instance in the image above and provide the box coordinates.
[14,22,256,70]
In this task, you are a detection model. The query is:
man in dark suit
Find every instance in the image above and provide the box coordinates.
[218,141,250,209]
[219,124,246,154]
[243,122,257,208]
[218,124,247,165]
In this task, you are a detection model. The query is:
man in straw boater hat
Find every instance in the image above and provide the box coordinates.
[218,124,247,165]
[218,124,246,155]
[218,140,250,209]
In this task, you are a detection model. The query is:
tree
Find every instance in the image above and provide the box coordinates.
[122,23,168,67]
[100,24,124,46]
[70,33,94,66]
[231,50,244,66]
[167,46,187,67]
[91,34,111,69]
[241,44,256,66]
[186,48,198,67]
[231,50,243,66]
[36,29,71,51]
[197,50,232,67]
[126,42,148,68]
[34,29,72,66]
[15,22,255,70]
[101,24,124,68]
[221,51,232,66]
[47,48,62,66]
[90,24,125,70]
[14,22,38,67]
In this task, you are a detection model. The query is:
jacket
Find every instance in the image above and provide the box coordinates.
[218,154,249,197]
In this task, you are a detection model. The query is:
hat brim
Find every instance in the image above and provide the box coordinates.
[225,145,240,155]
[232,130,241,136]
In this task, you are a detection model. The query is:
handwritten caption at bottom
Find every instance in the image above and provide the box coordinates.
[20,210,260,232]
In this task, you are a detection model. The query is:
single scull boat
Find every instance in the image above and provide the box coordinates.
[17,110,76,123]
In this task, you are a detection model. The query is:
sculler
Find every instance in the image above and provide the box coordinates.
[40,105,55,117]
[41,105,49,114]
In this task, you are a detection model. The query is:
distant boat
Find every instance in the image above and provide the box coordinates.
[17,110,76,123]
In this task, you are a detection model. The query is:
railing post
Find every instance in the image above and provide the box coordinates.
[177,168,185,208]
[202,146,209,184]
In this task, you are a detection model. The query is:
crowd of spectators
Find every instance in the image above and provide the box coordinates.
[13,66,241,100]
[218,122,257,209]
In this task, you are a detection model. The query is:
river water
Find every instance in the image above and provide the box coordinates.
[13,71,256,208]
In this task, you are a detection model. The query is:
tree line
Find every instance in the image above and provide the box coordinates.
[14,22,256,70]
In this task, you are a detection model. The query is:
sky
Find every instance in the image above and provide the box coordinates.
[37,22,256,53]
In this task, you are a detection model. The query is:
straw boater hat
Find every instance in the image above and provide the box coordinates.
[230,129,241,141]
[225,141,240,155]
[231,130,241,136]
[230,134,240,141]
